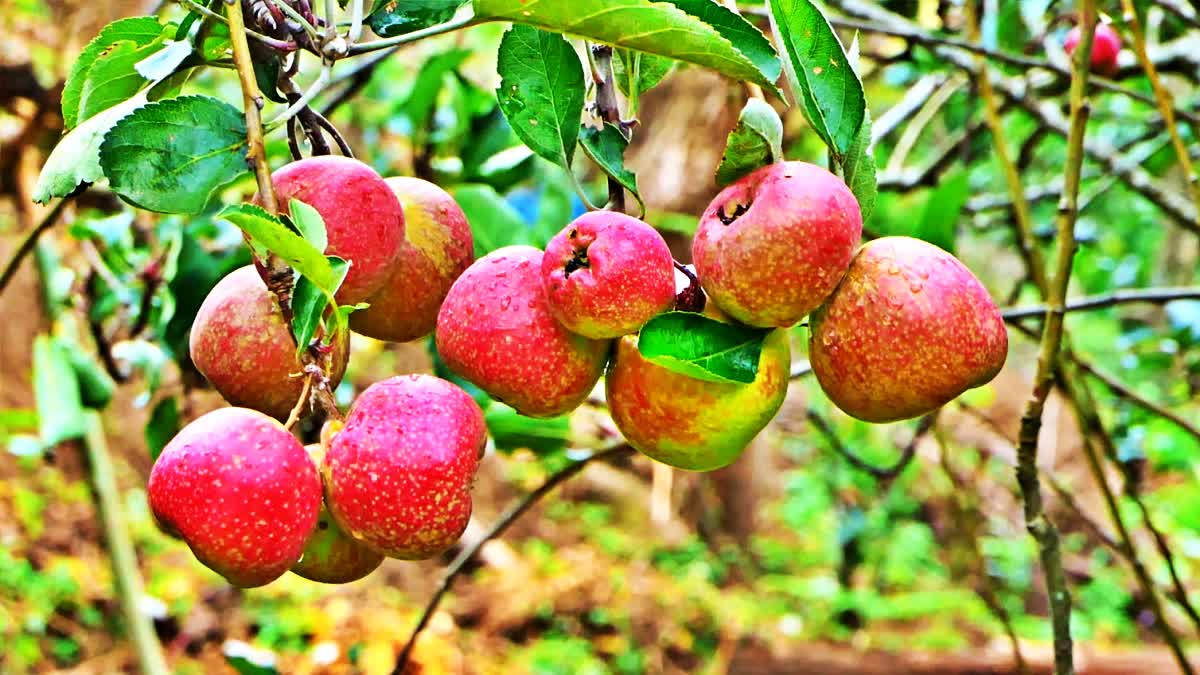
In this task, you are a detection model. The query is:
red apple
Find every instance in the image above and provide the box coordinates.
[692,161,862,327]
[267,156,405,304]
[148,407,322,587]
[436,245,611,417]
[542,211,676,339]
[323,375,486,559]
[190,266,349,422]
[809,237,1009,423]
[350,177,474,342]
[1065,23,1121,75]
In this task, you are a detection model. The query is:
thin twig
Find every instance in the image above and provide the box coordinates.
[1058,371,1196,671]
[347,12,478,56]
[806,408,935,481]
[1120,0,1200,231]
[391,444,634,673]
[83,412,170,675]
[1079,361,1200,443]
[1001,286,1200,320]
[0,198,68,297]
[178,0,297,50]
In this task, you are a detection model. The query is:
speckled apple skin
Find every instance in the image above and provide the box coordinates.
[189,266,349,422]
[148,408,322,588]
[436,246,611,418]
[268,156,405,304]
[323,375,486,560]
[605,328,790,471]
[350,177,474,342]
[291,445,383,584]
[809,236,1009,423]
[542,211,676,339]
[1065,23,1121,75]
[692,161,862,328]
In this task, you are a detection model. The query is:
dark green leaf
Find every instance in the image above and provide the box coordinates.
[768,0,865,158]
[33,94,148,203]
[67,349,116,410]
[662,0,780,84]
[253,54,288,104]
[289,199,328,253]
[914,170,967,253]
[579,124,642,214]
[715,98,783,187]
[452,184,536,257]
[496,25,585,171]
[62,16,163,129]
[145,397,180,461]
[367,0,468,37]
[612,50,674,99]
[33,336,86,448]
[217,204,342,294]
[100,95,248,214]
[637,311,769,384]
[402,49,471,131]
[485,402,570,455]
[474,0,779,91]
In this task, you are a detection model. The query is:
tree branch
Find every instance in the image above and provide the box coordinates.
[806,408,936,481]
[0,198,69,297]
[1000,286,1200,321]
[390,444,635,673]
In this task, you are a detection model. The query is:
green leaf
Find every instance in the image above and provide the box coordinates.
[291,257,349,352]
[914,170,967,253]
[402,49,472,131]
[485,402,570,455]
[223,641,278,675]
[450,184,533,256]
[217,204,341,293]
[367,0,468,37]
[613,50,675,98]
[715,98,783,187]
[841,107,876,223]
[662,0,780,84]
[637,311,770,384]
[474,0,780,91]
[66,349,116,410]
[33,94,148,203]
[579,124,643,214]
[33,336,86,448]
[496,25,585,171]
[768,0,865,158]
[61,16,164,129]
[253,54,288,104]
[99,95,248,214]
[145,397,180,461]
[289,199,328,253]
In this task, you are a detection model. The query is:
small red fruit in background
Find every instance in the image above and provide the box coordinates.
[1065,22,1121,75]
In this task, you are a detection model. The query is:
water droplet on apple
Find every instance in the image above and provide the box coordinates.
[500,297,511,310]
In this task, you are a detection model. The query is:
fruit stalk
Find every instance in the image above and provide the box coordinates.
[83,412,169,675]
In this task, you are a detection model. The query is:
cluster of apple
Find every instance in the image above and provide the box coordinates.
[149,149,1009,587]
[151,157,485,587]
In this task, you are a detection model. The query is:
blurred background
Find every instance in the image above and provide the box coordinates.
[2,0,1199,673]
